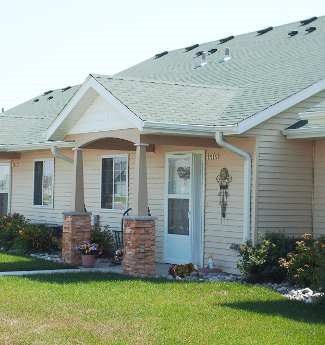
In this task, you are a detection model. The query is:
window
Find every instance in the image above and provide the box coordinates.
[33,159,54,206]
[0,164,10,215]
[101,156,128,210]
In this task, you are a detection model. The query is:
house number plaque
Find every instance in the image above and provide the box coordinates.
[206,152,220,160]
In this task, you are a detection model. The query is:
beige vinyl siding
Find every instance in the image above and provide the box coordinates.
[82,143,254,271]
[313,140,325,238]
[204,138,255,273]
[247,91,325,237]
[82,149,136,232]
[11,149,74,223]
[8,139,254,273]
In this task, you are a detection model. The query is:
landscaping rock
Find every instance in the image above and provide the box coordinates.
[281,287,324,304]
[30,252,64,263]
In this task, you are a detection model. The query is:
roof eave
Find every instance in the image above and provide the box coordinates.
[283,128,325,139]
[0,141,76,152]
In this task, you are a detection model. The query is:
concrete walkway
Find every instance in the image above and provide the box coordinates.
[0,263,170,277]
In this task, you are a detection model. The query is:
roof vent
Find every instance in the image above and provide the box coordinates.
[257,27,273,35]
[43,90,53,96]
[305,26,316,34]
[219,36,234,44]
[208,48,218,54]
[62,86,71,92]
[223,47,231,61]
[193,51,207,69]
[184,44,199,52]
[33,99,39,103]
[300,16,317,26]
[288,30,298,37]
[154,51,168,59]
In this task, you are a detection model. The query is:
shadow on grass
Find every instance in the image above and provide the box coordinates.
[220,299,325,324]
[21,272,175,285]
[0,261,74,272]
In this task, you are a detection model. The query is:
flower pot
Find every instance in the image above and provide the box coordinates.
[81,254,96,268]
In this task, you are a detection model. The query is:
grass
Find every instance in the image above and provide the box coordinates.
[0,251,74,271]
[0,273,324,345]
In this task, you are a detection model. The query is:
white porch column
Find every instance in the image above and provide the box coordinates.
[134,143,148,216]
[72,148,85,212]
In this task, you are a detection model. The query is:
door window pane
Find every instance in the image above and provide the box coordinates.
[168,157,191,195]
[168,198,189,235]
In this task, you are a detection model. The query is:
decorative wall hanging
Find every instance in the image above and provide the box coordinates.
[177,166,190,180]
[216,168,232,220]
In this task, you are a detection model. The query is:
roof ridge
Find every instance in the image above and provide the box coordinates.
[91,73,238,91]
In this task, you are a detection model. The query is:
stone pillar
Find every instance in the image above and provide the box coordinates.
[62,212,91,265]
[122,216,156,277]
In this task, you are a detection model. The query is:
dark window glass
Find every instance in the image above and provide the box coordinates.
[34,161,43,205]
[101,158,113,209]
[168,198,189,235]
[0,193,8,216]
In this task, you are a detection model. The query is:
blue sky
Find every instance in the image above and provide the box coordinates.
[0,0,323,109]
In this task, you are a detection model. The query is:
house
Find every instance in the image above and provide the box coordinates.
[1,16,325,273]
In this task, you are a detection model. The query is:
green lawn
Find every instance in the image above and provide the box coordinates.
[0,273,324,345]
[0,252,74,271]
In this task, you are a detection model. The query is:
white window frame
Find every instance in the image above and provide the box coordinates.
[0,162,11,214]
[100,154,129,212]
[32,158,55,208]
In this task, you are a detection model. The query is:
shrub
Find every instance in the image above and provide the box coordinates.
[90,225,114,258]
[236,233,296,283]
[0,214,60,253]
[279,234,325,289]
[0,213,29,250]
[18,224,60,253]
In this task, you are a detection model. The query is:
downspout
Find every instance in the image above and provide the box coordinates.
[215,132,252,243]
[51,146,73,164]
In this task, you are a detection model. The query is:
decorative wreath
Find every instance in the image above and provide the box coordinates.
[177,166,190,180]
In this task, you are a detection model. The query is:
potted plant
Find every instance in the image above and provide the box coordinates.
[77,241,98,268]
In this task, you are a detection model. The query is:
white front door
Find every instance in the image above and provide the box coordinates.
[165,154,192,264]
[0,163,10,216]
[164,153,204,265]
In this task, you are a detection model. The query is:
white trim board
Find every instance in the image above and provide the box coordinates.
[46,75,144,141]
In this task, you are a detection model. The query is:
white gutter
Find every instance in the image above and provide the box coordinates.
[51,146,73,164]
[215,132,252,243]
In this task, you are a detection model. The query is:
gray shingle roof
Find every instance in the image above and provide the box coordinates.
[116,16,325,125]
[1,16,325,148]
[0,86,79,146]
[92,74,239,126]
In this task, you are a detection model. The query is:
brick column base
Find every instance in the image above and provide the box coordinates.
[62,212,91,265]
[122,216,156,277]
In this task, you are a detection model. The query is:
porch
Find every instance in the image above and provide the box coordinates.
[60,130,254,274]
